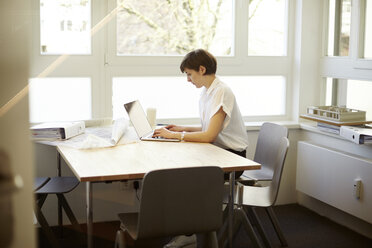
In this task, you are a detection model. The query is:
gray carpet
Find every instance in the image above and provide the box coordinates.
[37,204,372,248]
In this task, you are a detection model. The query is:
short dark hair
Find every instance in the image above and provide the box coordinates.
[180,49,217,75]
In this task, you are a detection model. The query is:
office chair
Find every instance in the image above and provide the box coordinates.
[34,176,81,248]
[240,122,288,184]
[219,137,289,248]
[114,166,224,248]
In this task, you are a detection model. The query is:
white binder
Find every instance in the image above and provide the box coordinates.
[31,121,85,140]
[340,126,372,144]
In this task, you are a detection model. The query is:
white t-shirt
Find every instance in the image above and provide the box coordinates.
[199,77,249,151]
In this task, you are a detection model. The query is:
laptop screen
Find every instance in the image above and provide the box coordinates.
[124,100,153,138]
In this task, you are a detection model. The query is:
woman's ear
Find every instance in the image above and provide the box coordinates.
[199,66,206,75]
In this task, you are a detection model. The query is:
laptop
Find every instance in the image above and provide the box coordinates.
[124,100,180,142]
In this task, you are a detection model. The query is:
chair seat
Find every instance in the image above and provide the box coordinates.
[34,177,50,191]
[35,177,79,194]
[240,165,273,181]
[237,184,272,207]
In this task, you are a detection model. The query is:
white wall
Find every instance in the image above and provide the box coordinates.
[0,0,36,247]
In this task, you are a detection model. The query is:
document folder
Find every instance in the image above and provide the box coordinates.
[31,121,85,140]
[340,126,372,144]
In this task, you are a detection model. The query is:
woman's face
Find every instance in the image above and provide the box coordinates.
[184,67,205,88]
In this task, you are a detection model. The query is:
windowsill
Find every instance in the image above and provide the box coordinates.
[244,121,301,131]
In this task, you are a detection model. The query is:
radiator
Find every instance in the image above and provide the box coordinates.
[296,141,372,224]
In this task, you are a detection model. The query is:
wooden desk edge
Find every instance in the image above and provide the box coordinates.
[78,165,261,182]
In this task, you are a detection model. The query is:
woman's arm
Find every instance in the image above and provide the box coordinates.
[165,125,202,132]
[153,107,226,142]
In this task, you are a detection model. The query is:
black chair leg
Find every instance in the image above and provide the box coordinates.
[217,206,229,247]
[237,207,264,248]
[57,194,81,232]
[266,207,288,247]
[218,208,242,248]
[35,205,60,248]
[246,207,273,248]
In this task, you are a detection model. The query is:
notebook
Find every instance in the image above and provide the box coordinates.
[124,100,180,142]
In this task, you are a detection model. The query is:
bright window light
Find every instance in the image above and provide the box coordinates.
[248,0,287,56]
[40,0,91,54]
[364,0,372,58]
[113,76,286,120]
[347,80,372,120]
[29,78,92,123]
[113,77,201,120]
[221,76,286,116]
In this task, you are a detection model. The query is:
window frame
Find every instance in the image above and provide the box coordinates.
[30,0,295,124]
[321,0,372,111]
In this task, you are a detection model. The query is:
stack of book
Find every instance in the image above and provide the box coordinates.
[316,122,341,134]
[31,121,85,140]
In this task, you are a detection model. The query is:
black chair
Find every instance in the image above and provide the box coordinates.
[34,176,80,248]
[114,166,224,248]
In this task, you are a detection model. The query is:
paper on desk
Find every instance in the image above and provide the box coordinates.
[36,119,138,149]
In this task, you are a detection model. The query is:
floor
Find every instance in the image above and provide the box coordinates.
[37,204,372,248]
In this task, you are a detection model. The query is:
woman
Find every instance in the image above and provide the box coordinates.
[155,49,249,248]
[153,49,248,159]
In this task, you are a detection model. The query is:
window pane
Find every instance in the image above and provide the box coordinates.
[364,0,372,58]
[29,78,92,123]
[40,0,91,54]
[113,76,286,120]
[248,0,287,56]
[327,0,351,56]
[116,0,233,56]
[347,80,372,120]
[222,76,286,116]
[113,77,201,120]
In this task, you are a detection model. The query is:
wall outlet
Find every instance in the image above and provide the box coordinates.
[353,179,362,199]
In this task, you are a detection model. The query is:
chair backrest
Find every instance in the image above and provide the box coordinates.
[269,137,289,204]
[254,122,288,175]
[136,166,224,239]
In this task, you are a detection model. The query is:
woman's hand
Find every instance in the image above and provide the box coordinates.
[164,124,184,132]
[153,127,179,139]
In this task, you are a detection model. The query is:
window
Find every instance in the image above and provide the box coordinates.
[31,0,293,124]
[112,77,200,120]
[223,76,286,116]
[29,78,92,123]
[327,0,351,56]
[361,0,372,59]
[116,0,233,56]
[248,0,288,56]
[322,0,372,121]
[113,76,286,121]
[40,0,91,54]
[325,78,372,120]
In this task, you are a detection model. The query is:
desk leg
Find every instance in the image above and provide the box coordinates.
[86,182,93,248]
[57,152,63,237]
[228,171,235,248]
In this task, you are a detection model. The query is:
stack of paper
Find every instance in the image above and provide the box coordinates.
[340,126,372,144]
[31,121,85,140]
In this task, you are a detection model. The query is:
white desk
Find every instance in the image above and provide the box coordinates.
[58,141,260,248]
